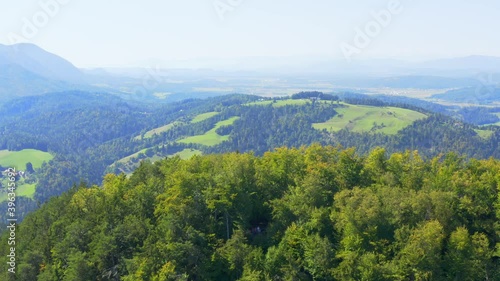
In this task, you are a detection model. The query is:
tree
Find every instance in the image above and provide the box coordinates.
[26,162,35,173]
[398,220,445,280]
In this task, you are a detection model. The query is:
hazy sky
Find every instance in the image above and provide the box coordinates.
[1,0,499,67]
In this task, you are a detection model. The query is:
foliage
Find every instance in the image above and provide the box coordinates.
[1,146,499,280]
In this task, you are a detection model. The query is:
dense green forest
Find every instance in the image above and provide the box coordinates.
[1,145,499,280]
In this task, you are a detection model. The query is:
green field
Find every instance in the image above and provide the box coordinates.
[134,121,183,140]
[117,148,149,164]
[117,145,201,165]
[179,117,239,146]
[0,182,36,202]
[113,146,165,175]
[173,149,202,159]
[0,149,53,202]
[116,147,165,165]
[313,104,427,135]
[475,129,494,139]
[191,112,219,123]
[0,149,53,169]
[0,182,36,201]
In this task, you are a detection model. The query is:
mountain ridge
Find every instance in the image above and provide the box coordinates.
[0,43,88,101]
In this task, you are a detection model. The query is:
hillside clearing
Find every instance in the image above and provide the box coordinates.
[173,149,202,159]
[0,182,36,202]
[191,112,219,123]
[475,129,494,139]
[313,104,427,135]
[0,149,53,169]
[117,148,148,164]
[134,121,183,140]
[178,117,239,146]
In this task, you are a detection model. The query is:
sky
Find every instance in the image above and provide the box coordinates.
[0,0,499,67]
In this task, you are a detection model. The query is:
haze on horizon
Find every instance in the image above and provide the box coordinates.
[0,0,499,68]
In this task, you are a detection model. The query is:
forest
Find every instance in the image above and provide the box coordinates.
[0,145,498,280]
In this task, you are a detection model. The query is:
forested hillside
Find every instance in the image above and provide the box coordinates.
[0,92,259,223]
[1,145,499,280]
[1,91,500,225]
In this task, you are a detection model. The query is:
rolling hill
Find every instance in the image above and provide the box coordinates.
[313,103,427,134]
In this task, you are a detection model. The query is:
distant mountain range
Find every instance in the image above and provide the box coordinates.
[131,55,500,77]
[432,86,500,104]
[0,43,83,82]
[416,56,500,74]
[328,75,479,89]
[1,43,500,103]
[0,43,87,101]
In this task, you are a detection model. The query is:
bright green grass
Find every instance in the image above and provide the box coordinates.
[313,104,427,135]
[0,149,53,169]
[117,148,148,164]
[16,183,36,197]
[191,112,219,123]
[0,181,36,202]
[475,129,494,139]
[135,121,182,140]
[173,149,202,159]
[179,117,240,146]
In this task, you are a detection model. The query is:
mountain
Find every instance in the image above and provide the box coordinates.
[330,75,478,89]
[432,86,500,104]
[3,44,500,104]
[419,55,500,74]
[0,43,84,83]
[0,43,87,101]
